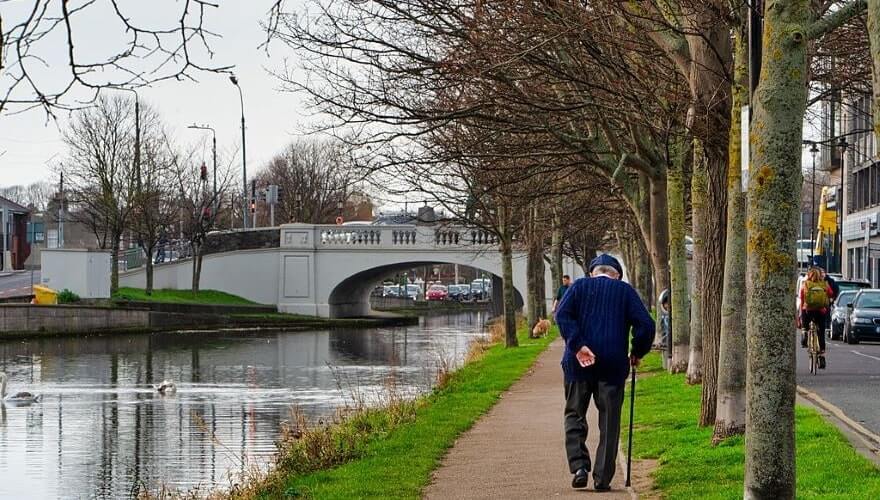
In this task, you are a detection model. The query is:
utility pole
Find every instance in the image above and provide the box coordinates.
[230,75,248,229]
[58,171,64,249]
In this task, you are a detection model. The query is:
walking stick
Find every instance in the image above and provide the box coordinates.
[625,365,636,488]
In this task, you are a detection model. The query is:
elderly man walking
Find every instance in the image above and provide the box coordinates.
[554,254,655,491]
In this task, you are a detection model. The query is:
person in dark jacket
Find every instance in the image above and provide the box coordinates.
[554,253,655,491]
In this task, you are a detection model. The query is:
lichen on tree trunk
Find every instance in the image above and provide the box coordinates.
[714,17,748,444]
[687,138,706,385]
[668,137,691,373]
[744,1,811,497]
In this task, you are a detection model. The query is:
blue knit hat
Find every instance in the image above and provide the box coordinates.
[589,253,623,277]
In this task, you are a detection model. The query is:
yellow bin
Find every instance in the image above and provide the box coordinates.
[33,285,58,305]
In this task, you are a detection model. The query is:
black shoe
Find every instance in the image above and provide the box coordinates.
[571,468,589,489]
[594,484,611,492]
[819,356,826,369]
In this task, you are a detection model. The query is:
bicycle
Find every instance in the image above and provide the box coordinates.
[807,321,822,375]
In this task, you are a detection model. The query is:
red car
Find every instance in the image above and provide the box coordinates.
[426,284,448,301]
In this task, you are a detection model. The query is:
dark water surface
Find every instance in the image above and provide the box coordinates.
[0,311,488,499]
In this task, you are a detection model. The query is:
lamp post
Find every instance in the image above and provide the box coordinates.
[187,124,217,220]
[838,136,849,274]
[809,142,820,265]
[230,74,248,229]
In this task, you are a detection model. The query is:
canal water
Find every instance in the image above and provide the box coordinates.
[0,311,489,499]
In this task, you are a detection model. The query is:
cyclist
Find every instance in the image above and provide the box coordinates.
[800,267,834,368]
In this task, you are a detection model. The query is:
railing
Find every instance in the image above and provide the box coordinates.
[286,224,501,250]
[118,240,192,272]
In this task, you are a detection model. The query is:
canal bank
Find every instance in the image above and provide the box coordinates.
[0,311,487,498]
[225,323,557,499]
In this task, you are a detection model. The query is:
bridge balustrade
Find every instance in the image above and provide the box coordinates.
[287,224,500,250]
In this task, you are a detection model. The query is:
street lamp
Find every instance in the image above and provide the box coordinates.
[230,74,248,229]
[838,136,849,274]
[809,142,820,265]
[187,124,217,219]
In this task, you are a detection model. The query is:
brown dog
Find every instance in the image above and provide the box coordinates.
[532,318,551,338]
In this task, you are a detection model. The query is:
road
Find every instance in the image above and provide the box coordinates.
[798,336,880,436]
[0,270,40,298]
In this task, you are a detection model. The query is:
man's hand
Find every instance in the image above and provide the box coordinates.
[630,355,641,368]
[576,346,596,367]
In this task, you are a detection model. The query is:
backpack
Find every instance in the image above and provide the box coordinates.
[804,280,829,310]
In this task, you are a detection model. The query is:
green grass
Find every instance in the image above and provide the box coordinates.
[113,287,257,305]
[623,353,880,499]
[261,327,557,499]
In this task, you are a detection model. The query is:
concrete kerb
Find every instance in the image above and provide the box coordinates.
[796,385,880,468]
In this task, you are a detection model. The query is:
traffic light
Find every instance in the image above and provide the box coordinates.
[200,163,208,181]
[250,199,256,213]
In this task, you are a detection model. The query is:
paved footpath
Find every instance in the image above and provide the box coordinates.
[424,338,635,499]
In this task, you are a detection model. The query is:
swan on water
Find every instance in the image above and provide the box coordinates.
[155,380,177,395]
[0,373,40,404]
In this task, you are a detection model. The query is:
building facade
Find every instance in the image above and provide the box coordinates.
[840,93,880,285]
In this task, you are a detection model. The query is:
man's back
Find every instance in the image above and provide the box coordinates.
[555,276,654,384]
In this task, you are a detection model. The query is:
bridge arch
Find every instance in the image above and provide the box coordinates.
[326,260,525,318]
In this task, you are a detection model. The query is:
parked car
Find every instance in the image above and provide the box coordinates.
[830,290,858,340]
[383,285,401,298]
[426,284,448,301]
[371,286,385,298]
[406,284,421,300]
[470,278,493,300]
[843,289,880,344]
[383,284,420,300]
[447,284,471,302]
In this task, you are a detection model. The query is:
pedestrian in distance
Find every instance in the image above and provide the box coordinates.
[554,254,655,491]
[551,274,572,315]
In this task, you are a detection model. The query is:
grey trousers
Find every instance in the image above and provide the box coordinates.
[563,379,625,487]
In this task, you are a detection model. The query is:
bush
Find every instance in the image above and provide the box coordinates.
[57,289,80,304]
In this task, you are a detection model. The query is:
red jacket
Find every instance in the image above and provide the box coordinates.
[800,283,834,314]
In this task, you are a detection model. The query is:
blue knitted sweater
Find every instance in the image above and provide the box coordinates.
[554,276,655,384]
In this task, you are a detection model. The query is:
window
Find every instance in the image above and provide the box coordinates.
[47,229,58,249]
[851,162,880,212]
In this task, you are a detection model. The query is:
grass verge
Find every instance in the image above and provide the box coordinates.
[226,325,557,499]
[623,353,880,499]
[113,287,257,305]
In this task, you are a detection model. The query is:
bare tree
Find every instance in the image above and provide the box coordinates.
[1,1,229,118]
[132,118,179,295]
[169,144,235,293]
[256,139,357,224]
[62,94,137,292]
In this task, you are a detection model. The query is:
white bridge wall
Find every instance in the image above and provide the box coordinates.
[119,224,585,318]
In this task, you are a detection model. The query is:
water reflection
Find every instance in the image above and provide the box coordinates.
[0,311,488,499]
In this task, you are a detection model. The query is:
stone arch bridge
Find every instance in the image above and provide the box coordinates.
[120,224,584,318]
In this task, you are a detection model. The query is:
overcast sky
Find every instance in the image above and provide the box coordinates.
[1,1,313,189]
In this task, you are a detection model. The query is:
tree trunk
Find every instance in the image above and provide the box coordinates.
[650,176,671,339]
[501,234,518,347]
[145,249,154,295]
[687,138,706,385]
[551,208,563,291]
[869,1,880,146]
[191,243,203,294]
[699,150,729,427]
[527,233,538,335]
[536,241,547,319]
[111,239,121,294]
[499,205,518,347]
[668,138,691,373]
[744,2,810,497]
[714,19,748,444]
